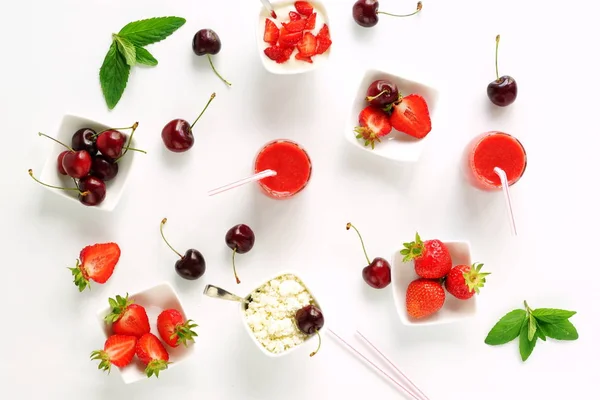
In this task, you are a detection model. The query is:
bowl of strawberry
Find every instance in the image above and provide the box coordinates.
[391,233,491,326]
[93,282,197,383]
[345,68,439,162]
[258,1,332,74]
[30,114,144,211]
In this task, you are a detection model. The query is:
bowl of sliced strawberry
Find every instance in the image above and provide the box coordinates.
[344,69,439,162]
[93,282,197,383]
[258,1,332,74]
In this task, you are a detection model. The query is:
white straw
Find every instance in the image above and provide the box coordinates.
[260,0,278,18]
[327,329,421,400]
[207,169,277,196]
[494,167,517,236]
[356,331,429,400]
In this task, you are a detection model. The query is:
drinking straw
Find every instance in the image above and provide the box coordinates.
[207,169,277,196]
[260,0,278,18]
[494,167,517,236]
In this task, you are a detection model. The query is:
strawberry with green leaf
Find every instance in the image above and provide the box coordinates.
[157,309,198,348]
[68,242,121,292]
[445,263,491,300]
[104,293,150,338]
[401,232,452,279]
[90,334,137,373]
[136,333,171,378]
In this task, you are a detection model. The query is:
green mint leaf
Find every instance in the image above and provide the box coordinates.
[118,17,186,47]
[535,320,547,341]
[114,35,137,66]
[537,320,579,341]
[519,318,537,361]
[528,313,537,341]
[484,309,527,345]
[134,46,158,66]
[532,308,577,323]
[99,42,130,110]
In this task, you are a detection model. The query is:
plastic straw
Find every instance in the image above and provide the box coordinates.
[260,0,278,18]
[207,169,276,196]
[494,167,517,236]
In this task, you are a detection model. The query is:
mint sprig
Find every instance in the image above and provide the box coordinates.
[485,301,578,362]
[99,16,185,109]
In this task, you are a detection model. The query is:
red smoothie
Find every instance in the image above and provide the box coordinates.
[254,140,312,199]
[464,132,527,190]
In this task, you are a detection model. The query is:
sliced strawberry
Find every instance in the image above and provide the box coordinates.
[279,28,303,47]
[283,19,307,33]
[295,53,313,63]
[316,24,332,55]
[280,47,294,62]
[157,309,199,348]
[264,46,293,63]
[289,11,302,21]
[297,32,317,56]
[136,333,171,378]
[69,242,121,291]
[90,334,137,373]
[263,19,279,45]
[295,1,314,16]
[389,94,432,139]
[354,106,392,149]
[104,293,151,338]
[305,13,317,30]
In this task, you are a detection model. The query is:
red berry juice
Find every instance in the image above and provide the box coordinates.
[254,140,312,199]
[463,131,527,191]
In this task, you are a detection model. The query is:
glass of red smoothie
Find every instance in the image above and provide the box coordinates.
[463,131,527,191]
[253,139,312,199]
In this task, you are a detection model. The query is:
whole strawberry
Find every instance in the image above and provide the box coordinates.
[445,263,490,300]
[104,293,151,338]
[68,242,121,291]
[136,333,171,378]
[405,278,445,319]
[354,105,392,149]
[90,334,137,374]
[401,232,452,279]
[157,309,198,348]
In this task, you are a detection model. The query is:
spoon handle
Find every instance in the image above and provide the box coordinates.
[203,284,248,303]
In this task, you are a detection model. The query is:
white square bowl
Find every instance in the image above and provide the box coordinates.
[391,241,476,326]
[239,270,326,357]
[37,114,137,211]
[344,68,440,162]
[96,282,196,384]
[256,0,332,75]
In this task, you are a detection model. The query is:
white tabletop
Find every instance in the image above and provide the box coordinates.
[2,0,599,398]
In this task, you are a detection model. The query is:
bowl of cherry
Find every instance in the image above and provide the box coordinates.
[31,114,143,211]
[344,68,439,163]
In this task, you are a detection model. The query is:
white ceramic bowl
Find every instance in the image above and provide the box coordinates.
[96,282,195,384]
[37,114,137,211]
[240,271,325,357]
[256,0,331,75]
[344,68,440,162]
[391,241,477,326]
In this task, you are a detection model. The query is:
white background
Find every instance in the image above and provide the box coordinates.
[1,0,599,399]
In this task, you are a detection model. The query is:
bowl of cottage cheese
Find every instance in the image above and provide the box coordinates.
[241,272,325,357]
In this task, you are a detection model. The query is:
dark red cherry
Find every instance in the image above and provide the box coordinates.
[352,0,422,28]
[346,223,391,289]
[91,155,119,181]
[57,151,69,175]
[225,224,255,284]
[193,29,221,55]
[71,128,97,155]
[161,93,216,153]
[487,35,517,107]
[97,130,125,159]
[366,80,400,108]
[78,176,106,206]
[295,305,325,357]
[160,218,206,280]
[62,150,92,179]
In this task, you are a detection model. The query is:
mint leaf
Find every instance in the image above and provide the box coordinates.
[118,17,186,46]
[519,318,537,361]
[114,35,137,66]
[532,308,576,323]
[485,309,527,345]
[528,314,537,341]
[538,320,579,341]
[536,320,547,341]
[134,46,158,66]
[99,42,130,110]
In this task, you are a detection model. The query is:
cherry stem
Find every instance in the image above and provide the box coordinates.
[28,169,89,196]
[378,1,422,17]
[160,218,183,258]
[232,248,241,284]
[495,34,500,81]
[346,223,371,264]
[191,92,217,129]
[365,90,389,102]
[207,55,232,87]
[93,123,138,138]
[114,122,140,162]
[309,329,322,357]
[38,132,74,152]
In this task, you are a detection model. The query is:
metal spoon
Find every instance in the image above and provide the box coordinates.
[203,284,252,309]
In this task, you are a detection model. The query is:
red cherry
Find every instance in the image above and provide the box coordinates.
[62,150,92,179]
[78,176,106,206]
[162,93,216,153]
[97,130,126,159]
[346,223,391,289]
[57,151,69,175]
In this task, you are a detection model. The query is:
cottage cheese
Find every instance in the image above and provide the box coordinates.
[244,274,315,354]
